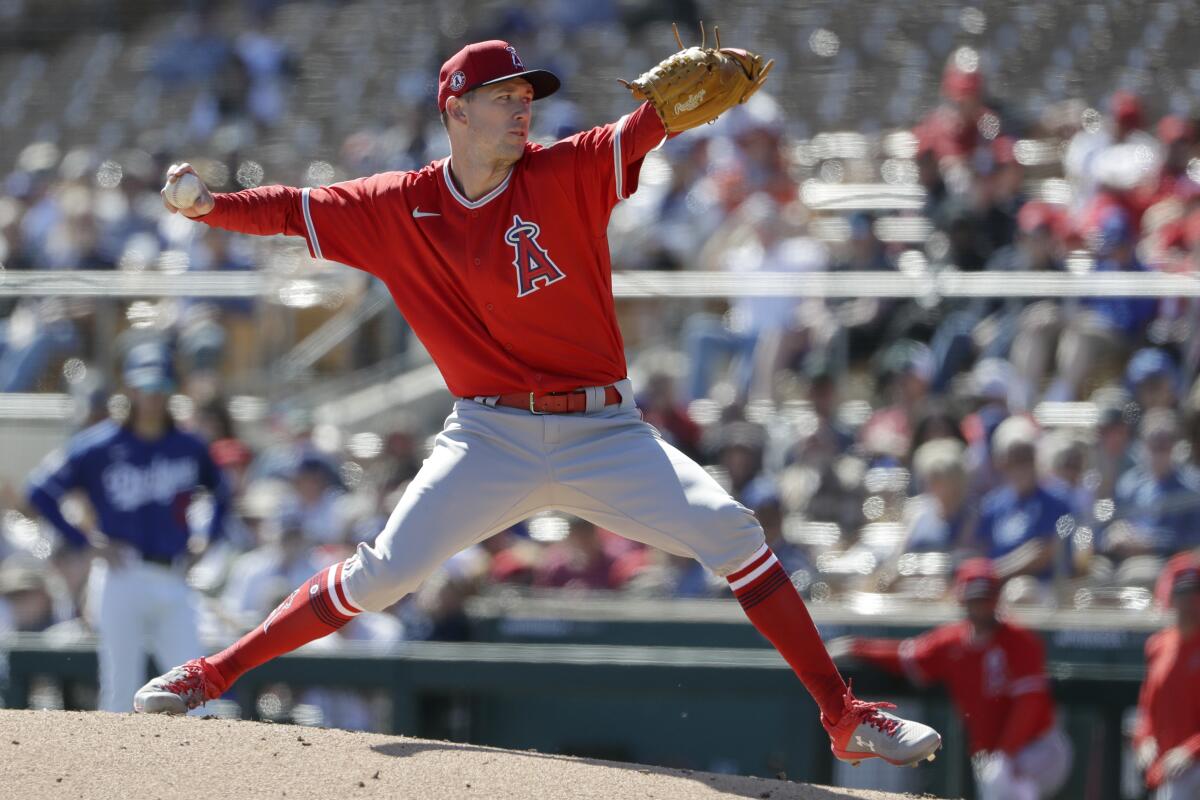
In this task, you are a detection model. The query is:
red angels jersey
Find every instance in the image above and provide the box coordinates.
[870,620,1055,754]
[199,102,668,397]
[901,621,1055,754]
[1135,627,1200,787]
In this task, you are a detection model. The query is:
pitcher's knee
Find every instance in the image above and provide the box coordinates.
[691,501,767,577]
[341,543,430,613]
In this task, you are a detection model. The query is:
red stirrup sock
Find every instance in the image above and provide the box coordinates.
[207,559,363,691]
[727,544,848,724]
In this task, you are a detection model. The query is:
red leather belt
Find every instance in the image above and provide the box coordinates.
[490,386,622,414]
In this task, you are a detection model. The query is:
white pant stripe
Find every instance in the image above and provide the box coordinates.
[728,553,779,592]
[731,543,770,575]
[326,561,355,617]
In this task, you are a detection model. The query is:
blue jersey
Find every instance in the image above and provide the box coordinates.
[27,419,230,560]
[976,484,1073,580]
[1110,467,1200,555]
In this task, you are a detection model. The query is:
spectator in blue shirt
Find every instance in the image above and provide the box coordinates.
[1106,410,1200,560]
[975,416,1075,582]
[1084,210,1158,340]
[1040,212,1158,404]
[1125,348,1180,413]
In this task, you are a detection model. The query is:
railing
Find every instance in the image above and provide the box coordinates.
[4,269,1198,299]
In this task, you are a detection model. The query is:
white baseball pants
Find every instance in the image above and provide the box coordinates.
[1156,763,1200,800]
[976,727,1073,800]
[342,381,766,612]
[87,557,203,712]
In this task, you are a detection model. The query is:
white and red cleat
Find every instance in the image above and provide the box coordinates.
[133,658,223,715]
[822,685,942,767]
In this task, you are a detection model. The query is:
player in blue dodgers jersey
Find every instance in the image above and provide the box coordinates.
[26,342,230,712]
[974,416,1077,588]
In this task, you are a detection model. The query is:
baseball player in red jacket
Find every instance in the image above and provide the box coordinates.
[832,559,1072,799]
[131,38,941,768]
[1135,561,1200,799]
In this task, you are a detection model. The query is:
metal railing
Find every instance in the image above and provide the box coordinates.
[4,269,1198,299]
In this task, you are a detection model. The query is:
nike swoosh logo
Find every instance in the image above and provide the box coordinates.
[412,207,440,218]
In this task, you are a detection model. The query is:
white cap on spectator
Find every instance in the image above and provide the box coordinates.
[970,358,1012,401]
[969,357,1030,410]
[1037,429,1085,475]
[913,437,966,482]
[992,415,1039,459]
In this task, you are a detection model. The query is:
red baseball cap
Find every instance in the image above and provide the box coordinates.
[1110,91,1143,130]
[1173,564,1200,595]
[437,40,560,113]
[955,558,1001,601]
[942,67,983,102]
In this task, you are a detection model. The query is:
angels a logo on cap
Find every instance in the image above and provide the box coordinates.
[450,70,466,91]
[505,45,523,69]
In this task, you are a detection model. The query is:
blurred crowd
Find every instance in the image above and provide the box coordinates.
[3,2,1200,679]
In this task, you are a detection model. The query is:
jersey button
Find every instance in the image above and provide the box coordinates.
[474,258,481,265]
[534,374,542,382]
[471,211,479,219]
[504,342,513,351]
[486,303,494,311]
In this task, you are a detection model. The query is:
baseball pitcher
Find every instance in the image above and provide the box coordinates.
[134,31,941,768]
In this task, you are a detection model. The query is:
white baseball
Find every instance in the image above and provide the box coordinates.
[165,172,203,209]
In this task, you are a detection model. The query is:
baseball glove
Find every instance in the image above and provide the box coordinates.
[620,22,775,134]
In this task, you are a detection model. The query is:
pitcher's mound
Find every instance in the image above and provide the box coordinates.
[0,709,937,799]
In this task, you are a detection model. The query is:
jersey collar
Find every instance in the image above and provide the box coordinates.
[442,159,513,209]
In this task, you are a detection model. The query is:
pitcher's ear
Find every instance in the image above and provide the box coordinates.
[447,96,469,125]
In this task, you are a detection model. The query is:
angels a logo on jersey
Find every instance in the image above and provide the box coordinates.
[505,46,523,69]
[505,215,566,297]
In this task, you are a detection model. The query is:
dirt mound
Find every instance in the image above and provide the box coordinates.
[0,709,936,799]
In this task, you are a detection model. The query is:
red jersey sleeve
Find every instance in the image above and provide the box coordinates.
[199,172,406,275]
[898,626,955,685]
[851,637,903,674]
[199,185,307,239]
[854,626,954,686]
[551,102,668,235]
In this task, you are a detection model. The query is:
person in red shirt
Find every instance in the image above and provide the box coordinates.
[132,38,941,767]
[532,518,622,591]
[832,559,1072,799]
[913,50,1000,163]
[1135,563,1200,799]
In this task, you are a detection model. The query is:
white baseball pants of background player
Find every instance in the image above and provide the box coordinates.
[1155,763,1200,800]
[87,555,203,712]
[974,727,1073,800]
[341,380,766,612]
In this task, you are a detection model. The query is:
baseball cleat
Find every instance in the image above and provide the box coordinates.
[821,685,942,767]
[133,658,221,714]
